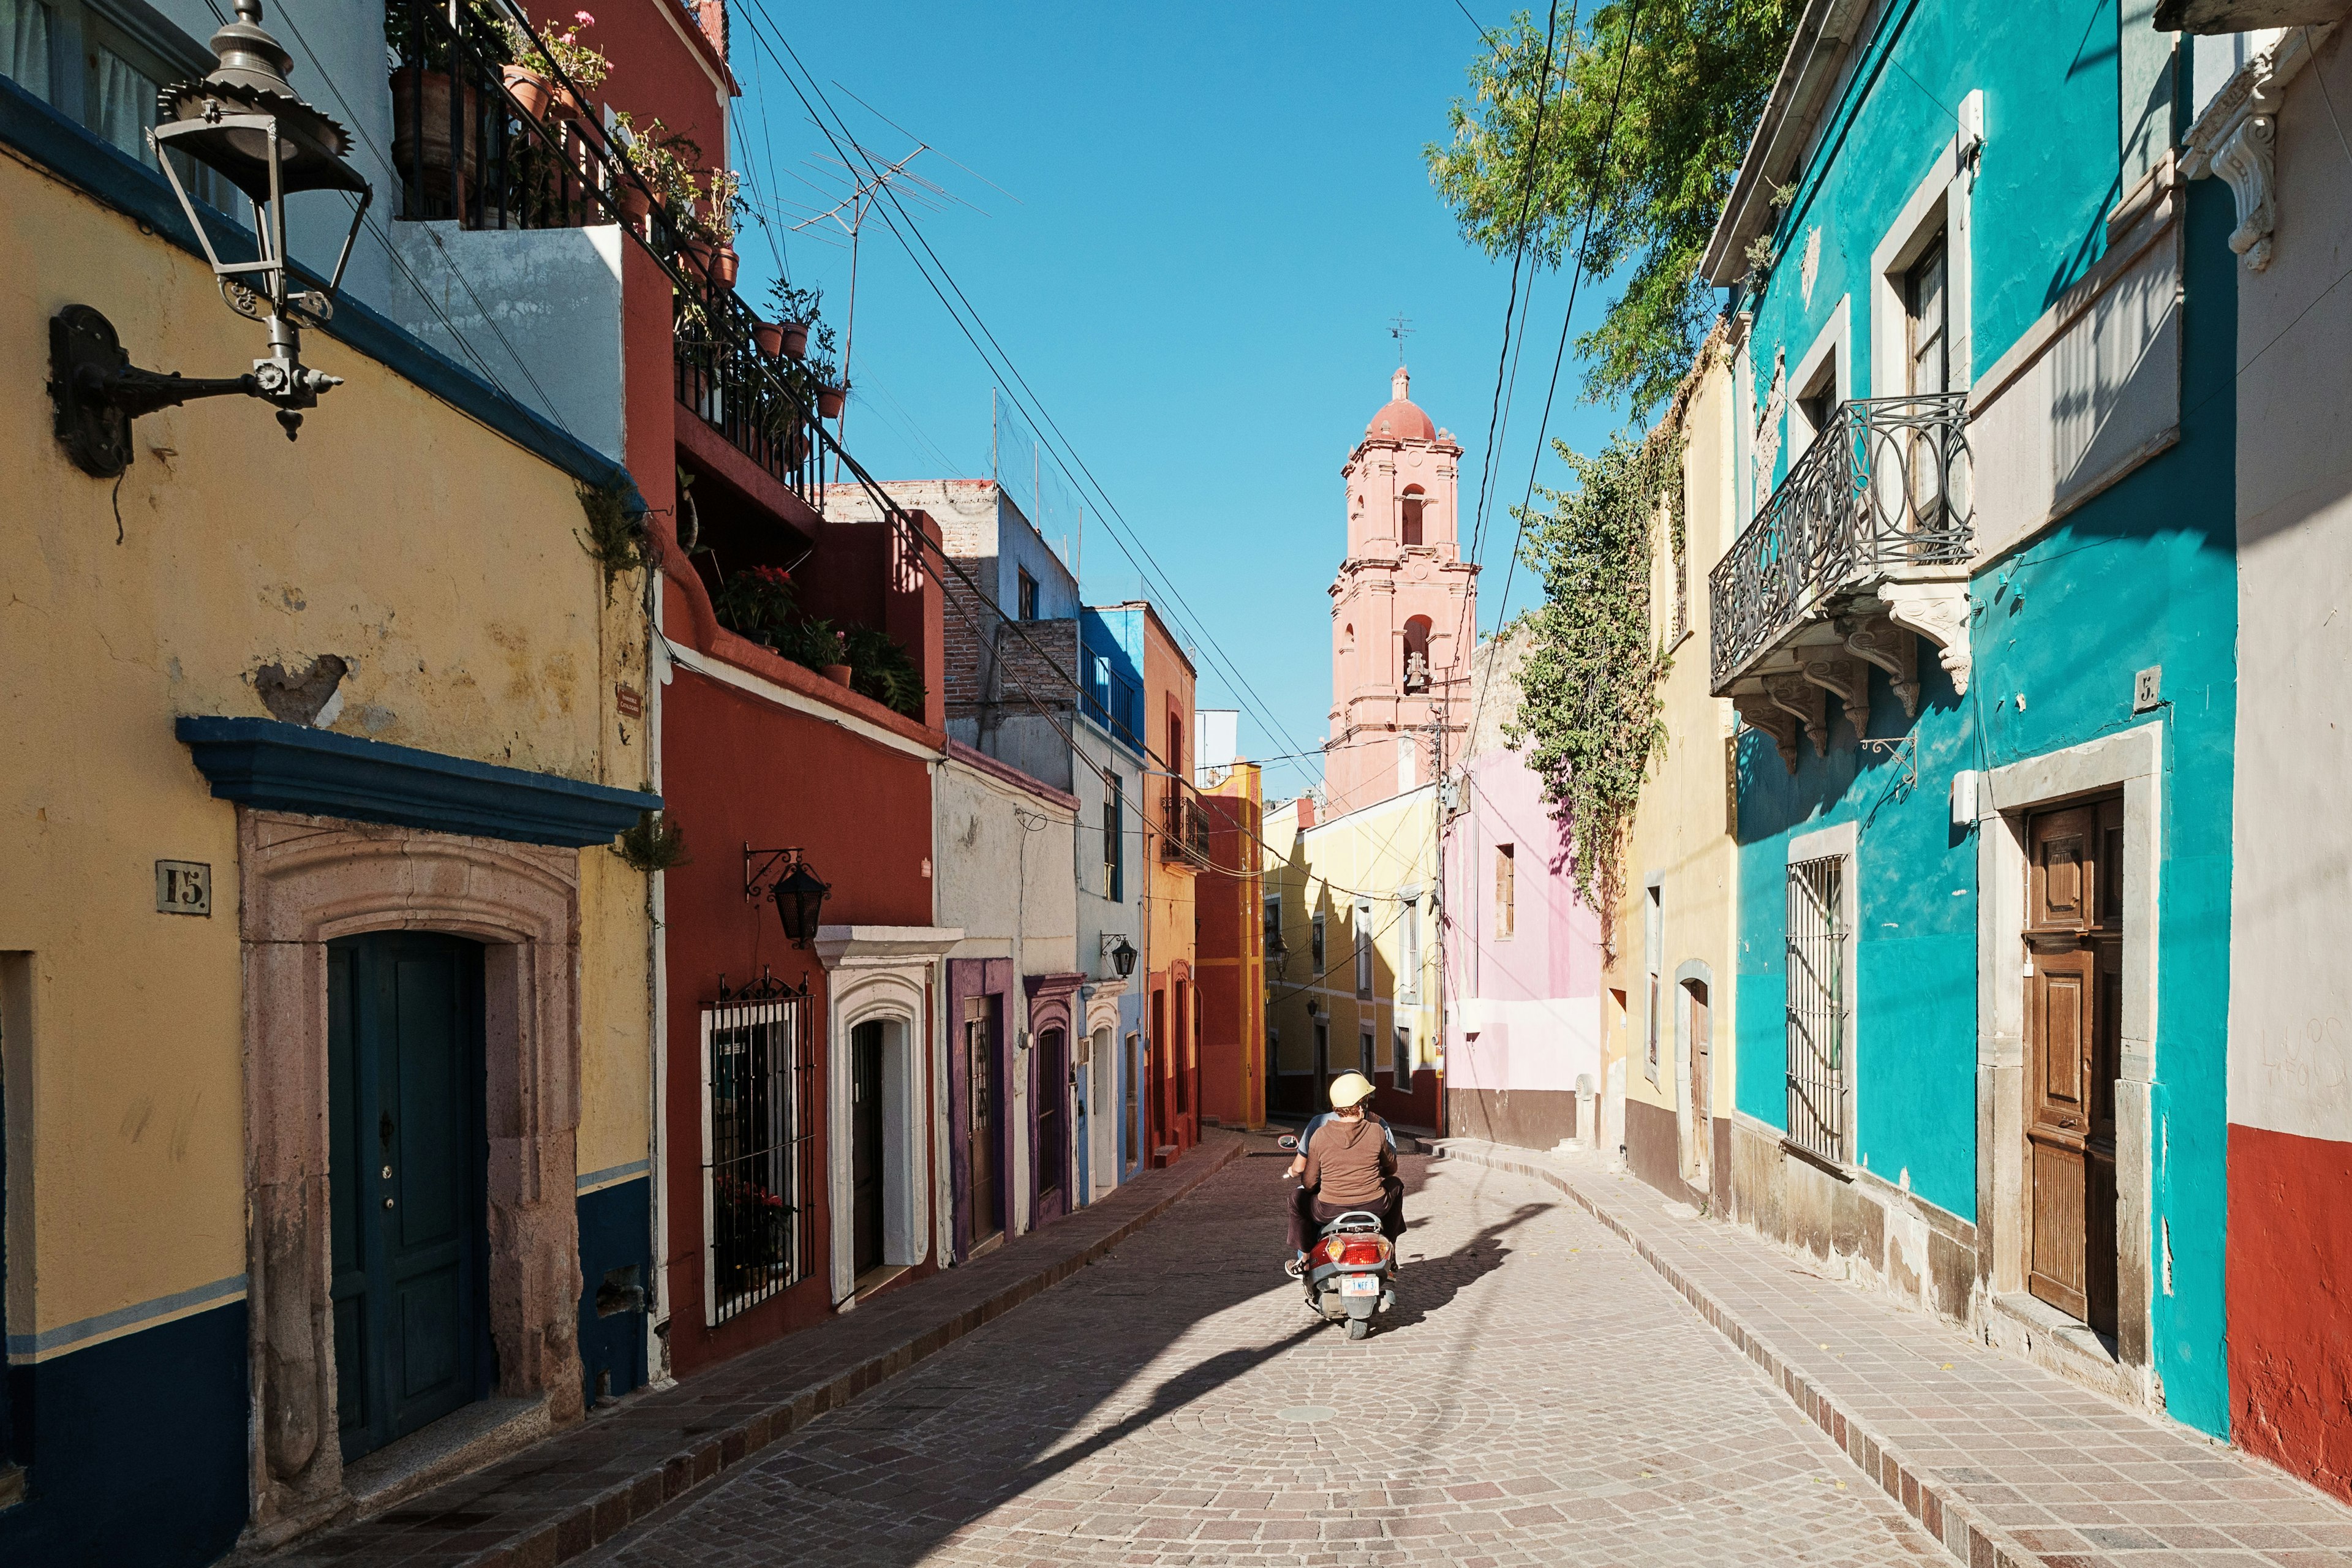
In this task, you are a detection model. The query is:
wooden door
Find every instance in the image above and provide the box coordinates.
[1685,979,1713,1185]
[328,932,488,1463]
[964,998,1001,1242]
[851,1021,886,1275]
[1036,1027,1066,1217]
[2024,797,2122,1336]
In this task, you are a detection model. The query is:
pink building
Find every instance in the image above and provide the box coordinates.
[1325,368,1478,817]
[1439,636,1604,1150]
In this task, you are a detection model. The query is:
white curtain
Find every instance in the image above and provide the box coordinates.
[1,0,51,102]
[90,45,159,167]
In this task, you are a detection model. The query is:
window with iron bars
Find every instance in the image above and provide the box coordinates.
[1784,854,1849,1164]
[703,976,817,1323]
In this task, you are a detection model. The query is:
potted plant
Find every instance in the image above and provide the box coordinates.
[767,280,825,362]
[498,9,608,119]
[696,167,744,286]
[817,383,846,420]
[384,1,478,202]
[753,320,785,358]
[614,113,704,239]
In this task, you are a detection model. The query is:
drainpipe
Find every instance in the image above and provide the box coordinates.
[646,581,673,1388]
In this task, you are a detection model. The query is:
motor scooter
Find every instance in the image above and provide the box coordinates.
[1276,1134,1398,1340]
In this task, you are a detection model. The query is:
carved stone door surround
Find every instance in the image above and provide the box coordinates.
[237,810,586,1548]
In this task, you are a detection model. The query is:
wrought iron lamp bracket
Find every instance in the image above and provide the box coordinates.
[743,845,807,903]
[47,304,343,478]
[1858,733,1918,789]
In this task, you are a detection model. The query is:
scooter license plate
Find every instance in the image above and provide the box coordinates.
[1340,1275,1379,1297]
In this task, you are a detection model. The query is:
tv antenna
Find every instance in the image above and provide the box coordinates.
[1388,312,1415,364]
[791,142,936,485]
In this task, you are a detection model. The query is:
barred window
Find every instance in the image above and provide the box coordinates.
[1785,854,1849,1164]
[703,979,817,1323]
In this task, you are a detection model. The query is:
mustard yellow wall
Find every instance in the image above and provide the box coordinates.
[1604,342,1741,1129]
[1262,786,1441,1098]
[0,152,651,1348]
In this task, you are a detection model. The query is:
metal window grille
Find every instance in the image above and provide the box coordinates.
[1354,899,1374,997]
[1785,854,1848,1164]
[703,973,816,1323]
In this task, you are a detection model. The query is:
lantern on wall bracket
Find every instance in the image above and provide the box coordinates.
[46,0,371,478]
[1109,936,1138,979]
[745,845,831,948]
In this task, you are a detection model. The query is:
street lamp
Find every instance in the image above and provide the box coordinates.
[745,846,830,948]
[1102,935,1137,979]
[47,0,371,476]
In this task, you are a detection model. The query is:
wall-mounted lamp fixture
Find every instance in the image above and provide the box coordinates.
[1099,933,1138,980]
[48,1,371,477]
[745,845,830,948]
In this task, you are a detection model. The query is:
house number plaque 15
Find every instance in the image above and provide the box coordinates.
[156,860,212,916]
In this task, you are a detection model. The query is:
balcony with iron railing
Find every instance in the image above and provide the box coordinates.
[1161,778,1211,869]
[386,0,827,511]
[1709,392,1976,769]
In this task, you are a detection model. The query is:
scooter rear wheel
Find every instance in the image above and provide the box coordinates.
[1346,1317,1370,1341]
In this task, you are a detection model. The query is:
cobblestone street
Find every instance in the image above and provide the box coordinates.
[582,1147,1941,1566]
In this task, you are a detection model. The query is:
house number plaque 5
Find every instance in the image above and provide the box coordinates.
[156,860,212,916]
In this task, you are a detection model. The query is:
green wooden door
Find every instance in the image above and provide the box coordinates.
[328,933,490,1463]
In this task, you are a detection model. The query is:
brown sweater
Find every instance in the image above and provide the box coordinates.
[1301,1115,1396,1207]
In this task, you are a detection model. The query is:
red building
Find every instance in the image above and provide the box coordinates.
[1196,763,1267,1131]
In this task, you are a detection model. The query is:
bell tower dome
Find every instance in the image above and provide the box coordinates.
[1323,365,1479,817]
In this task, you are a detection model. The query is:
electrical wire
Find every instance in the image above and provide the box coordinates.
[728,2,1327,791]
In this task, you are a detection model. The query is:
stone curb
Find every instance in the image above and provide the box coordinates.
[289,1133,1249,1568]
[1431,1140,2046,1568]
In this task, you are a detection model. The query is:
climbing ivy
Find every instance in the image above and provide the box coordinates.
[1506,431,1678,935]
[1509,330,1721,944]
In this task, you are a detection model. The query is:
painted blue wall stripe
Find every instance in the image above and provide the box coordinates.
[4,1273,247,1360]
[576,1160,651,1192]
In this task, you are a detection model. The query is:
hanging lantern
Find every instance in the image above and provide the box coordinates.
[1110,937,1138,979]
[745,845,831,949]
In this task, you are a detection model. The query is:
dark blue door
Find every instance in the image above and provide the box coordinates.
[328,933,490,1463]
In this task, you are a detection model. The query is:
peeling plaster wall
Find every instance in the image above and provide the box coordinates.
[0,142,652,1487]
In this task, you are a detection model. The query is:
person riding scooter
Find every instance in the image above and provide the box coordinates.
[1284,1071,1404,1277]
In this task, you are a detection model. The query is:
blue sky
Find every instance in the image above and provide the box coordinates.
[726,2,1631,799]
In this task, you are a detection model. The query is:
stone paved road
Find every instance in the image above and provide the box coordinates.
[582,1148,1943,1566]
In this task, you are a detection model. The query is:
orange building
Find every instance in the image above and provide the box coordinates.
[1196,762,1267,1129]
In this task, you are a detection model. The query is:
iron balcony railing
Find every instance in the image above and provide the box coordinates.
[1161,779,1211,866]
[1709,392,1973,692]
[389,0,826,507]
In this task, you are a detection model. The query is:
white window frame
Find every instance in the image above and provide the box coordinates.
[1392,1022,1412,1083]
[1398,887,1422,1003]
[1787,294,1850,456]
[1869,95,1979,407]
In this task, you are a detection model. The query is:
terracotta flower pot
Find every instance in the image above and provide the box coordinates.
[780,320,810,360]
[389,67,478,181]
[550,85,589,121]
[821,664,853,688]
[712,246,739,288]
[614,181,652,222]
[682,236,715,274]
[817,385,846,420]
[500,64,552,121]
[753,321,785,358]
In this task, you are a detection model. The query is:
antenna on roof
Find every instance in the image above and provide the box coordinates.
[1388,312,1415,365]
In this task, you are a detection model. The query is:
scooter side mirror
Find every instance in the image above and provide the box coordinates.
[1276,1135,1298,1151]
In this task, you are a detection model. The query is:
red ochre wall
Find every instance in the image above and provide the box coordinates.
[657,663,935,1374]
[2229,1122,2352,1504]
[526,0,732,170]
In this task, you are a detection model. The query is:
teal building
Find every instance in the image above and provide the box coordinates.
[1705,0,2236,1438]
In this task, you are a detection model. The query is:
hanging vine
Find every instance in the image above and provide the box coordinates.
[1507,326,1722,945]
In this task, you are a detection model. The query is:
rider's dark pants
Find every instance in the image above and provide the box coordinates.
[1287,1179,1406,1252]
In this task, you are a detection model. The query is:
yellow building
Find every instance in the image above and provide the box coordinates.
[1600,333,1743,1206]
[1262,785,1442,1129]
[0,50,657,1563]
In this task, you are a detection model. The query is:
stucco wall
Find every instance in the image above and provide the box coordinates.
[2222,24,2352,1502]
[0,149,650,1360]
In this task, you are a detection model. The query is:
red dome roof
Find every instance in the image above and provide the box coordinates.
[1364,366,1437,442]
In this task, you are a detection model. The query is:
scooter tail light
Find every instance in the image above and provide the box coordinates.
[1311,1236,1348,1267]
[1340,1237,1390,1267]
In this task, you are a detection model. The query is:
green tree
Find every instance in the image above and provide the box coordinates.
[1427,0,1795,420]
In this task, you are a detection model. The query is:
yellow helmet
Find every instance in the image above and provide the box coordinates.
[1327,1071,1375,1109]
